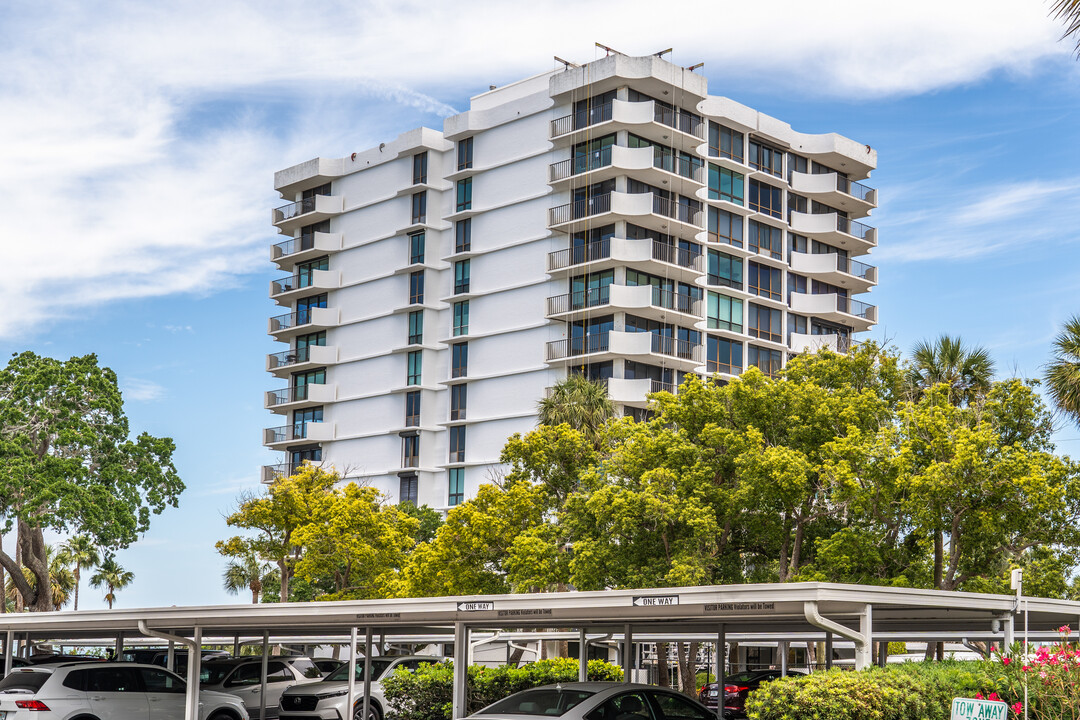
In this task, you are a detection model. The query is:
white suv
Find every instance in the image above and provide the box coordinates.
[0,662,250,720]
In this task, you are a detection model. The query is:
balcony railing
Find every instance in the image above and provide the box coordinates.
[546,286,611,316]
[837,296,876,319]
[548,239,612,272]
[271,274,315,295]
[550,102,614,138]
[546,332,610,361]
[261,463,295,483]
[650,379,676,395]
[273,195,324,224]
[267,384,321,406]
[837,176,876,204]
[268,345,312,369]
[265,423,312,443]
[837,216,875,242]
[650,333,699,361]
[651,287,700,316]
[273,234,316,259]
[550,146,613,182]
[269,309,321,332]
[653,148,704,182]
[651,241,701,270]
[838,256,875,281]
[549,192,612,226]
[651,195,702,226]
[653,105,705,139]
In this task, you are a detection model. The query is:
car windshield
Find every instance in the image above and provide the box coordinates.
[200,664,234,685]
[0,670,50,693]
[325,660,394,682]
[479,688,595,716]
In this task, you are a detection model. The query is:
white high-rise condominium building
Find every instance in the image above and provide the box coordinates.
[263,52,878,508]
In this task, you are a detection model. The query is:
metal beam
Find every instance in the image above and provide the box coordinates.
[714,625,725,720]
[362,627,373,720]
[578,629,587,682]
[3,630,12,678]
[452,623,468,719]
[259,630,270,720]
[138,621,200,720]
[347,627,357,720]
[622,624,632,683]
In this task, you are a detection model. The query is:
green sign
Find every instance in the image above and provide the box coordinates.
[951,698,1008,720]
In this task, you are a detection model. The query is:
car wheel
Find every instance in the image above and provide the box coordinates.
[207,712,240,720]
[353,701,382,720]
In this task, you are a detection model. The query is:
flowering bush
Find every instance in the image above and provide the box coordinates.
[985,626,1080,720]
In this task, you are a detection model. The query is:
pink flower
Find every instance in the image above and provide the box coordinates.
[1058,625,1071,636]
[975,693,984,700]
[1011,702,1023,715]
[1002,657,1011,665]
[988,692,1000,702]
[1021,665,1030,672]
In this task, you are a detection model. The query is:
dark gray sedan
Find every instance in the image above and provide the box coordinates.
[470,682,716,720]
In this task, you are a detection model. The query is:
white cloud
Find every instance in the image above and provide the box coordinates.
[122,378,166,402]
[0,0,1073,338]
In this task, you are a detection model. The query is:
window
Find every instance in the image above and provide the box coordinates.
[708,250,742,289]
[137,668,184,693]
[708,207,743,247]
[411,191,426,224]
[749,303,783,343]
[650,691,714,720]
[407,351,422,385]
[405,391,420,427]
[790,153,809,175]
[748,179,783,218]
[452,343,468,378]
[748,220,783,260]
[449,426,466,462]
[408,310,423,345]
[86,667,142,692]
[292,407,322,439]
[749,140,783,177]
[296,294,326,324]
[413,151,428,185]
[586,692,652,720]
[448,468,464,507]
[748,262,782,301]
[709,122,744,162]
[707,293,743,332]
[400,474,418,502]
[749,345,783,377]
[453,300,469,336]
[789,313,808,339]
[457,137,473,170]
[456,178,472,212]
[295,256,328,289]
[708,164,744,205]
[455,219,471,253]
[291,369,325,400]
[789,272,807,300]
[402,437,420,470]
[454,260,471,295]
[707,336,743,375]
[409,232,425,264]
[409,270,424,304]
[788,192,807,215]
[451,384,467,421]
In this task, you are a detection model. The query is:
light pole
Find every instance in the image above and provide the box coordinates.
[1011,568,1026,720]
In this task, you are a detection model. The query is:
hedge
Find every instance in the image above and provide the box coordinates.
[382,658,623,720]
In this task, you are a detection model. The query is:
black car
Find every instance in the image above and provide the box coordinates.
[698,669,806,717]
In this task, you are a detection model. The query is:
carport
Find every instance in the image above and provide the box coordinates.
[2,582,1079,720]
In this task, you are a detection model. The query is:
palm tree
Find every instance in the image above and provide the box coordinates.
[88,555,134,609]
[6,545,77,611]
[905,335,996,406]
[58,535,99,612]
[1051,0,1080,55]
[537,373,615,444]
[1045,315,1080,427]
[223,551,272,604]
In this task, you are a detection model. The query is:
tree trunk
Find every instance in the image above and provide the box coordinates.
[73,567,80,612]
[507,647,525,667]
[656,642,670,687]
[933,528,943,589]
[0,532,5,614]
[278,559,289,603]
[19,522,53,612]
[676,642,700,696]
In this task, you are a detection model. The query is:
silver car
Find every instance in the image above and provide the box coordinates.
[200,657,323,719]
[469,682,716,720]
[278,655,445,720]
[0,662,249,720]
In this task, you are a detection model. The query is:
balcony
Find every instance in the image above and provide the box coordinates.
[268,307,339,339]
[607,377,680,409]
[264,382,338,413]
[270,270,341,304]
[789,171,876,218]
[271,232,343,268]
[545,330,701,370]
[263,421,335,449]
[790,333,853,355]
[550,99,704,147]
[789,293,877,332]
[547,238,702,283]
[545,284,700,322]
[266,344,339,377]
[789,211,877,254]
[548,191,701,235]
[271,194,343,233]
[261,463,295,484]
[789,252,877,293]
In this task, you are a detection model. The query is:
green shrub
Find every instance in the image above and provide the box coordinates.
[382,658,623,720]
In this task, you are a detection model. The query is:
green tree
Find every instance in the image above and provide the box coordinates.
[0,352,182,612]
[1051,0,1080,55]
[1045,315,1080,427]
[222,549,273,604]
[537,374,615,447]
[89,554,134,609]
[906,335,995,405]
[8,544,78,611]
[58,535,99,612]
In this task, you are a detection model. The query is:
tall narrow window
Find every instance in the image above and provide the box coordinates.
[708,207,743,248]
[407,310,423,345]
[450,384,467,421]
[413,151,428,185]
[454,260,471,295]
[709,122,744,162]
[405,391,420,427]
[748,141,783,177]
[748,262,782,301]
[748,179,783,218]
[453,300,469,336]
[409,270,424,304]
[452,343,468,378]
[748,345,783,377]
[707,336,743,375]
[707,293,743,332]
[411,191,427,224]
[456,178,472,212]
[448,468,465,507]
[449,426,466,463]
[708,165,744,205]
[399,474,418,503]
[748,303,783,343]
[747,221,783,260]
[406,351,422,385]
[409,232,425,264]
[457,137,473,170]
[708,250,742,289]
[455,219,472,253]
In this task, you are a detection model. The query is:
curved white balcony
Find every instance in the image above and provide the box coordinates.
[271,194,344,233]
[789,293,877,332]
[547,237,703,284]
[270,270,341,306]
[271,232,343,269]
[548,192,702,235]
[790,171,876,218]
[545,330,701,372]
[789,333,853,355]
[268,307,339,340]
[789,211,877,254]
[549,98,704,152]
[264,382,338,414]
[267,344,339,378]
[789,252,876,293]
[263,421,335,450]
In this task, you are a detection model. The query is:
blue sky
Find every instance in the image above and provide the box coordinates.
[1,0,1079,609]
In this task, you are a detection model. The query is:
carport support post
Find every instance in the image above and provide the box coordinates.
[825,632,833,670]
[578,629,587,682]
[233,634,241,657]
[347,627,358,720]
[115,632,124,661]
[362,627,373,720]
[715,625,725,720]
[855,604,873,671]
[260,629,270,720]
[188,627,203,720]
[622,624,633,683]
[3,630,11,678]
[167,637,175,672]
[452,622,468,719]
[1004,613,1015,649]
[778,640,788,676]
